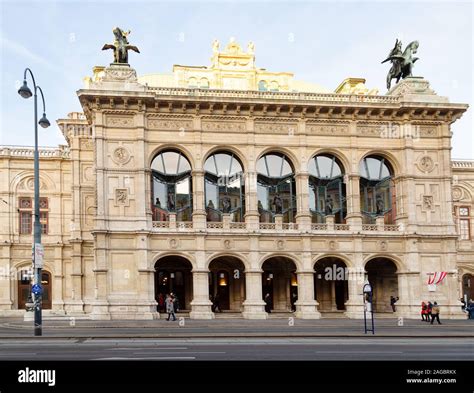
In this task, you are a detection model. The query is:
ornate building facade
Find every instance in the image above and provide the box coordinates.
[1,40,472,320]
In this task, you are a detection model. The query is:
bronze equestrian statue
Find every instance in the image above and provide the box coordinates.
[382,39,419,89]
[102,27,140,64]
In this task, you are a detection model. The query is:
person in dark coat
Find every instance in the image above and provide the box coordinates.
[264,293,272,313]
[430,301,441,325]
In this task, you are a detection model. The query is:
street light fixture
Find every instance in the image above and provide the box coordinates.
[18,68,50,337]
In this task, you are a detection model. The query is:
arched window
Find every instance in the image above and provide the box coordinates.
[200,78,210,88]
[270,81,279,92]
[359,155,395,224]
[204,152,245,222]
[151,150,192,221]
[188,77,197,88]
[308,154,347,223]
[258,80,268,91]
[257,153,296,223]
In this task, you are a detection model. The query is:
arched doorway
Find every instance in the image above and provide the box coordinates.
[462,274,474,302]
[365,258,398,313]
[262,257,297,312]
[208,256,246,312]
[154,256,193,313]
[314,257,348,311]
[17,268,52,310]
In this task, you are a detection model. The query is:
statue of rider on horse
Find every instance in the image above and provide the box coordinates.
[382,39,419,90]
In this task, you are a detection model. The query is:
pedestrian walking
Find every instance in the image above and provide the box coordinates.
[421,301,428,321]
[430,301,442,325]
[466,300,474,320]
[212,292,221,313]
[426,301,433,322]
[165,294,176,321]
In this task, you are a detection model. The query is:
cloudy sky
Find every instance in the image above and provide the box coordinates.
[1,0,472,158]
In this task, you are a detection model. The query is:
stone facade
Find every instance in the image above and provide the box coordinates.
[0,41,472,320]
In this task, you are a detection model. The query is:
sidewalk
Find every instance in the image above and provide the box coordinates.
[1,317,473,338]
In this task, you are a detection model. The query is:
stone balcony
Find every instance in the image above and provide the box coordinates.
[151,221,402,235]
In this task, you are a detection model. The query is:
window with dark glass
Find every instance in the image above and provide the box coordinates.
[308,155,346,223]
[204,152,245,222]
[19,197,32,234]
[359,156,395,224]
[257,153,296,223]
[39,197,48,235]
[456,206,471,240]
[151,151,192,222]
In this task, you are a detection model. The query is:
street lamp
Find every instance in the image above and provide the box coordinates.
[18,68,50,336]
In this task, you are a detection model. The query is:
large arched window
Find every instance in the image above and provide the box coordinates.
[151,150,192,221]
[204,152,245,222]
[308,154,347,223]
[359,155,395,224]
[257,153,296,223]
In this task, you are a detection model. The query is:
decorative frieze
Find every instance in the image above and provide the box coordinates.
[255,122,297,134]
[202,121,245,132]
[106,116,134,128]
[147,118,193,130]
[307,123,349,135]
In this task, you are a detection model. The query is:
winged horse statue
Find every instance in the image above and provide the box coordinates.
[102,27,140,64]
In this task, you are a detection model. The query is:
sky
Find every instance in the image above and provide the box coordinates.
[0,0,473,158]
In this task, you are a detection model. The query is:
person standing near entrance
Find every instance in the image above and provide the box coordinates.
[390,296,399,312]
[264,293,272,313]
[165,294,176,321]
[430,301,442,325]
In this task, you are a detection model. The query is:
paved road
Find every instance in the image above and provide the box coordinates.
[1,337,473,360]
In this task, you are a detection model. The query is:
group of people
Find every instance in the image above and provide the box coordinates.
[460,298,474,319]
[421,301,442,324]
[157,292,180,321]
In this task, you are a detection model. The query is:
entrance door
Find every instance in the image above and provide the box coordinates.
[18,270,52,309]
[41,272,52,309]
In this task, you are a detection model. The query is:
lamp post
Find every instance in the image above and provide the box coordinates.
[18,68,51,336]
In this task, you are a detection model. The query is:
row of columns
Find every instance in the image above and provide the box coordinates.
[185,168,388,228]
[187,268,367,320]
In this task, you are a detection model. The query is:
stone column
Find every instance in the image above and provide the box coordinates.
[344,267,365,319]
[0,244,12,311]
[222,213,231,229]
[294,271,321,319]
[326,215,335,231]
[346,174,362,231]
[67,239,85,315]
[242,270,267,319]
[274,214,283,230]
[90,231,110,320]
[376,216,385,231]
[245,170,260,230]
[295,172,312,231]
[168,213,177,229]
[192,169,207,230]
[190,269,214,319]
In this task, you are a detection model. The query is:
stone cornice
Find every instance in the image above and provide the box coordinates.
[77,87,468,124]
